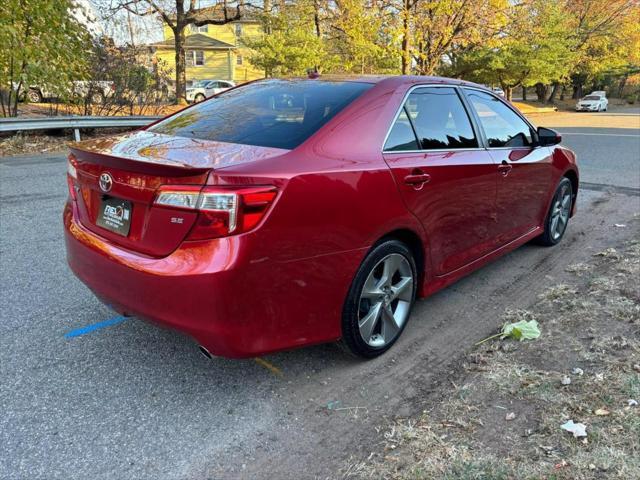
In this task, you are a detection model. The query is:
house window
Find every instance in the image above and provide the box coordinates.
[187,50,205,67]
[236,54,243,66]
[235,23,242,36]
[191,25,208,33]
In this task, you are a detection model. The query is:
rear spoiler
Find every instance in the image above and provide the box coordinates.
[69,147,212,177]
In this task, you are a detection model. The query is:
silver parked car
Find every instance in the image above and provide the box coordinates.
[186,79,235,103]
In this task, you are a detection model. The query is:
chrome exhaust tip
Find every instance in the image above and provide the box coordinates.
[198,345,213,360]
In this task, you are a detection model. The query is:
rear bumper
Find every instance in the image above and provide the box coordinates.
[64,201,355,357]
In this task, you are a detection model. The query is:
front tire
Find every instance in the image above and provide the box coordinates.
[341,240,417,358]
[536,177,573,246]
[27,89,43,103]
[195,93,205,103]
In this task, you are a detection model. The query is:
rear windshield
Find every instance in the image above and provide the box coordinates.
[149,80,373,149]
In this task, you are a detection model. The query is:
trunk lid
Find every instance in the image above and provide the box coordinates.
[70,130,288,257]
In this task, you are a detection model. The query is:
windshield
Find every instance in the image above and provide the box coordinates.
[191,80,210,88]
[583,96,600,101]
[149,80,373,149]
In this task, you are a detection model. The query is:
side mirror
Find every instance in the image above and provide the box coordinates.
[537,127,562,146]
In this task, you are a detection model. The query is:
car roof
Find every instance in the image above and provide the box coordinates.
[263,74,487,90]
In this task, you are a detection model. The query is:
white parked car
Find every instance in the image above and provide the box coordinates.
[186,79,235,103]
[491,87,505,97]
[575,94,608,112]
[26,81,115,104]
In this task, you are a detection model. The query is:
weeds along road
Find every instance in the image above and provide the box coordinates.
[1,109,639,479]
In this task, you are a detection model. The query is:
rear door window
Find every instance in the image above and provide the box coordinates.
[386,87,478,151]
[149,80,372,150]
[464,89,533,148]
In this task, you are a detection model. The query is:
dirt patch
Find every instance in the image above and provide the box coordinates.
[0,128,137,157]
[344,230,640,479]
[14,102,183,118]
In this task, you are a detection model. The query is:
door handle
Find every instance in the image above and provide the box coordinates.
[498,160,513,176]
[404,171,431,188]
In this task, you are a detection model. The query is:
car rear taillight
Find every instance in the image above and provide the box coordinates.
[154,185,277,239]
[67,154,78,200]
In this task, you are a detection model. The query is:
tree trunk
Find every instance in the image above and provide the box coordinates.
[264,0,272,35]
[560,85,566,101]
[313,0,321,38]
[572,83,583,99]
[522,86,527,101]
[505,86,513,102]
[535,83,547,103]
[401,0,411,75]
[174,27,187,105]
[617,76,627,98]
[547,82,560,104]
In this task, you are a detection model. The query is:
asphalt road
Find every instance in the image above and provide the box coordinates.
[1,109,639,480]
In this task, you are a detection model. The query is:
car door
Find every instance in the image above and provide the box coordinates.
[204,81,219,97]
[462,88,553,245]
[382,86,498,276]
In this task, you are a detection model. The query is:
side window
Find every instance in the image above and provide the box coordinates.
[409,87,478,149]
[384,108,419,151]
[464,89,533,148]
[384,87,477,151]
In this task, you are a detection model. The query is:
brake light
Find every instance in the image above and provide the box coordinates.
[67,154,78,200]
[154,185,277,239]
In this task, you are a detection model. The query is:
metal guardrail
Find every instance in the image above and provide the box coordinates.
[0,115,163,141]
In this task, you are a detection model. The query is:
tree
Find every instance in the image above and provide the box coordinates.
[107,0,245,103]
[564,0,639,98]
[0,0,90,117]
[411,0,504,76]
[450,0,575,101]
[326,0,397,74]
[245,0,327,76]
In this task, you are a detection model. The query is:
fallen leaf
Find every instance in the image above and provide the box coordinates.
[628,399,638,407]
[505,412,516,421]
[561,375,571,385]
[614,224,626,228]
[501,320,541,341]
[571,367,584,376]
[561,420,587,438]
[475,319,541,345]
[594,408,610,416]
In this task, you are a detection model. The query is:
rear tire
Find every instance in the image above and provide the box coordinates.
[341,240,417,358]
[195,93,205,103]
[90,91,104,105]
[27,89,43,103]
[536,177,573,246]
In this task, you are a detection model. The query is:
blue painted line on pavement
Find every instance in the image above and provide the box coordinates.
[64,316,129,338]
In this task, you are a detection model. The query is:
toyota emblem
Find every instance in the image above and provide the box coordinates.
[99,172,113,193]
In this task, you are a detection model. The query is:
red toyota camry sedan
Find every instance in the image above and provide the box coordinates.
[64,76,578,359]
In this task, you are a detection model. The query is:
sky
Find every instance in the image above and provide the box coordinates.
[88,0,246,46]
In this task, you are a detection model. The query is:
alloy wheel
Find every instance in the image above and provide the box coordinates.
[358,253,414,348]
[550,183,572,240]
